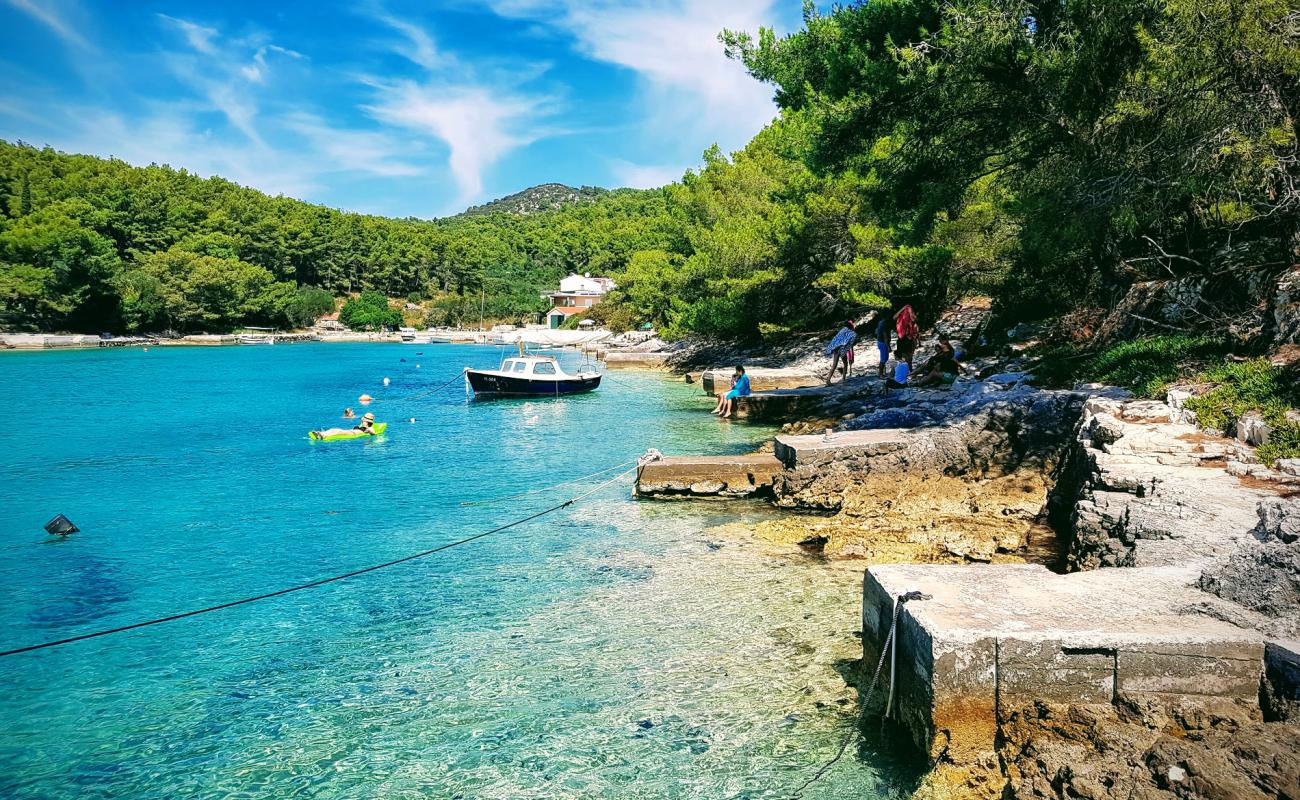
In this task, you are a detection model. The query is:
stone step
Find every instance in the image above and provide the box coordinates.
[862,563,1265,764]
[634,453,783,498]
[774,428,910,467]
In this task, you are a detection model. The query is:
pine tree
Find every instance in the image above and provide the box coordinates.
[19,172,32,216]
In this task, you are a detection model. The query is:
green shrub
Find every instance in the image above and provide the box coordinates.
[1035,335,1228,397]
[1183,359,1300,464]
[339,290,401,331]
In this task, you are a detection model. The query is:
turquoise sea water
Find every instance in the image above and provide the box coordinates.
[0,344,913,799]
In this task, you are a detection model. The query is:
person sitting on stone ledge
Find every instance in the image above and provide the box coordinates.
[910,348,961,388]
[885,347,912,389]
[711,365,751,417]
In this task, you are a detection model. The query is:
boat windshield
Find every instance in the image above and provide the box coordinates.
[533,362,556,375]
[513,361,527,373]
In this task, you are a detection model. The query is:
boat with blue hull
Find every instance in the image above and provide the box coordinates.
[465,355,601,397]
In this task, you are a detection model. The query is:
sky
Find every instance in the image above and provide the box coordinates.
[0,0,802,218]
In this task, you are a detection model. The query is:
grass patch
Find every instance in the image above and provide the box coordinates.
[1183,359,1300,465]
[1034,335,1229,397]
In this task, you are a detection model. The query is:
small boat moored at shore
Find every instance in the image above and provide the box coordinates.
[466,355,600,397]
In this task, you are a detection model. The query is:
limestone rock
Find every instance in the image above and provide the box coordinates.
[1274,265,1300,345]
[1236,412,1273,446]
[1199,499,1300,638]
[1001,699,1300,800]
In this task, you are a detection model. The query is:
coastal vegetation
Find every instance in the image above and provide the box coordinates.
[0,141,674,333]
[1,0,1295,349]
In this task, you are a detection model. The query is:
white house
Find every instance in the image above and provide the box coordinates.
[543,273,617,328]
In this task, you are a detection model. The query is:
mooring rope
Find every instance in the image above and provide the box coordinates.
[785,590,929,799]
[0,452,662,659]
[460,460,638,506]
[401,368,469,402]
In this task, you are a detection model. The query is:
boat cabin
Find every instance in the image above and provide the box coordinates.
[498,356,563,377]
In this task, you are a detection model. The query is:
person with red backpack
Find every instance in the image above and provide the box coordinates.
[894,304,919,367]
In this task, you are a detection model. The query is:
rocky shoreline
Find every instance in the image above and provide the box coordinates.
[628,300,1299,799]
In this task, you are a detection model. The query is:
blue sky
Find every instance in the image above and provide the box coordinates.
[0,0,802,218]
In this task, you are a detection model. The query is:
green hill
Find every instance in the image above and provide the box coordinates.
[0,141,672,333]
[458,183,611,217]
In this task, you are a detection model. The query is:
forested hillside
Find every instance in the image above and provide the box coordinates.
[459,184,611,217]
[0,141,673,332]
[597,0,1297,340]
[2,0,1295,339]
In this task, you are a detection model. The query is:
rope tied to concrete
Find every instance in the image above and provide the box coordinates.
[787,589,930,799]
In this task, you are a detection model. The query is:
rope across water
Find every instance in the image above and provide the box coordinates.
[0,452,662,659]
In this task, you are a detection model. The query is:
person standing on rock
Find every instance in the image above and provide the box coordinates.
[872,311,893,378]
[824,320,858,385]
[895,304,919,367]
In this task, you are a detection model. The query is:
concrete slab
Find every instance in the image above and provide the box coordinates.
[775,428,910,467]
[862,563,1265,762]
[634,453,782,498]
[603,351,671,369]
[700,366,821,396]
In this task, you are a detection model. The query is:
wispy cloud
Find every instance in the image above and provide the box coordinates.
[157,13,217,55]
[156,15,306,147]
[364,80,546,204]
[609,158,686,189]
[5,0,89,48]
[374,12,443,70]
[486,0,779,150]
[284,113,423,178]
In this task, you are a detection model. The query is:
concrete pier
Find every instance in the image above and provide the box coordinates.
[602,351,671,369]
[634,453,782,498]
[699,366,820,397]
[863,563,1266,764]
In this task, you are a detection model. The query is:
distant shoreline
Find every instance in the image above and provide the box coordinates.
[0,332,414,350]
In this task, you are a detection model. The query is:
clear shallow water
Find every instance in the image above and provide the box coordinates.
[0,344,914,799]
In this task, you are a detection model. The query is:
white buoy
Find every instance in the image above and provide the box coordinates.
[383,376,391,386]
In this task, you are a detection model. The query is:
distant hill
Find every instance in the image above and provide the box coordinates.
[459,183,611,217]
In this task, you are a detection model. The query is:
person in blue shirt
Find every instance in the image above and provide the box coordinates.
[712,365,752,417]
[885,348,912,389]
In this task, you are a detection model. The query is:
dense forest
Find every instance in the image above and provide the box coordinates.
[604,0,1298,338]
[0,142,674,332]
[1,0,1296,338]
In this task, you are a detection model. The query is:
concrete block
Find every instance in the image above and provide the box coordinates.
[1117,644,1263,700]
[700,367,820,396]
[999,640,1114,705]
[603,351,671,369]
[774,428,909,468]
[634,454,781,498]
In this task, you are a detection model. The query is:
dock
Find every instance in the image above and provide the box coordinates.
[634,453,782,498]
[602,351,672,369]
[864,563,1268,764]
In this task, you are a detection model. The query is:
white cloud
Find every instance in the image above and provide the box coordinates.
[487,0,779,151]
[364,80,545,204]
[4,0,89,48]
[609,158,685,189]
[374,12,443,70]
[156,16,306,147]
[157,14,218,55]
[283,113,424,178]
